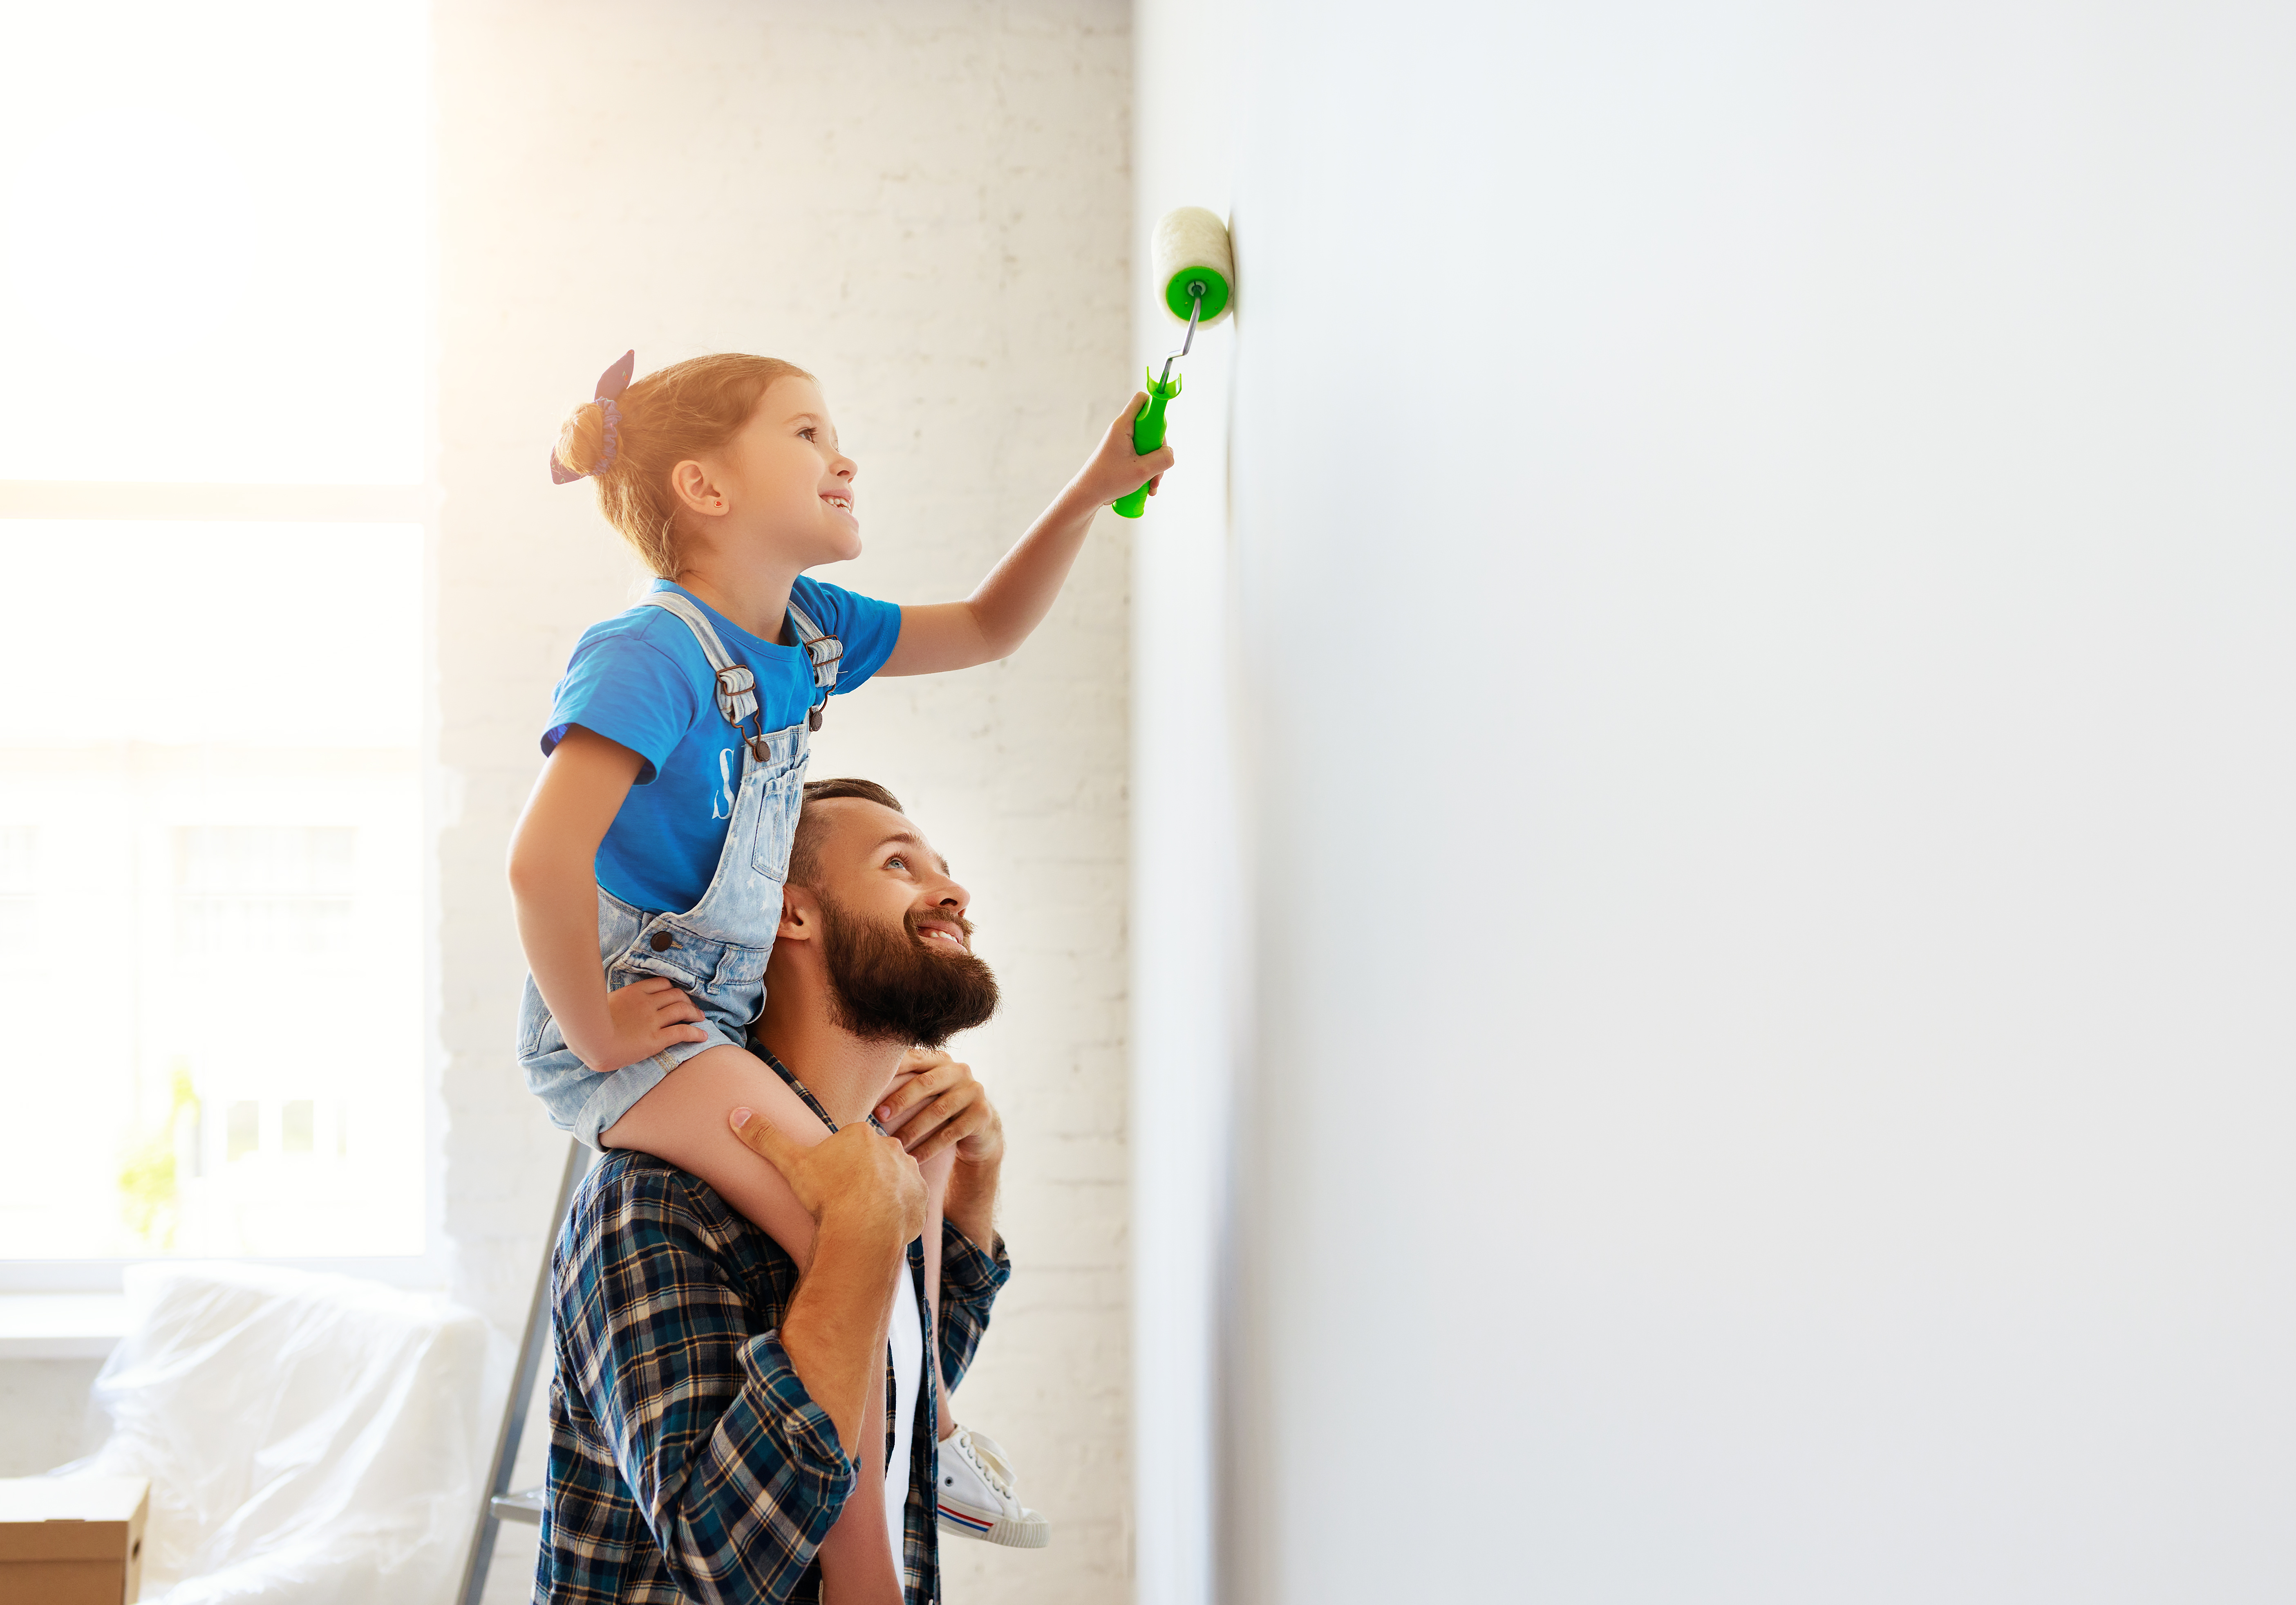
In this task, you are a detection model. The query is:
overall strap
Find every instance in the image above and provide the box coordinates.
[637,591,761,735]
[782,595,844,732]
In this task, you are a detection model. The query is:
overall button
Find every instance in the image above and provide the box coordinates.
[649,932,674,951]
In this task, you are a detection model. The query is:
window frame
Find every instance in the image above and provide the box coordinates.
[0,480,446,1294]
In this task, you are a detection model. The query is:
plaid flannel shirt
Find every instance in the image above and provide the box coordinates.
[536,1132,1009,1604]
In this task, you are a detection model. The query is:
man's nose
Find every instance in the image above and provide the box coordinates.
[933,876,970,917]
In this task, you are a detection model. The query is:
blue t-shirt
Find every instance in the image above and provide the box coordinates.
[543,577,902,912]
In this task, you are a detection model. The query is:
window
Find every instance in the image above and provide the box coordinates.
[0,2,431,1277]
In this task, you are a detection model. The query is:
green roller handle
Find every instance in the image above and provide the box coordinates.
[1112,367,1183,518]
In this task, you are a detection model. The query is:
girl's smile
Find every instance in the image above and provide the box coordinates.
[674,375,864,583]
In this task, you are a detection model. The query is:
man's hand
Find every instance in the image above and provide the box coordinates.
[730,1103,927,1246]
[727,1105,924,1465]
[873,1049,1006,1168]
[874,1049,1004,1253]
[1069,392,1177,507]
[572,976,709,1073]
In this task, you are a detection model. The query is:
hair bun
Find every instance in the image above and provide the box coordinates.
[554,399,608,480]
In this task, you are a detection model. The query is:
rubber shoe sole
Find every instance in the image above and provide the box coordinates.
[937,1498,1052,1549]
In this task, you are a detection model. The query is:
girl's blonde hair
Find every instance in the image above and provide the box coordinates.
[552,353,814,578]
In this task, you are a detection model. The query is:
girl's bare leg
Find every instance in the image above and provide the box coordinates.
[921,1153,957,1441]
[602,1043,827,1254]
[811,1365,900,1604]
[868,1072,961,1441]
[602,1044,902,1603]
[870,1084,962,1442]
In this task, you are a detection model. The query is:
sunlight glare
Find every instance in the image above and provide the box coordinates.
[0,0,427,484]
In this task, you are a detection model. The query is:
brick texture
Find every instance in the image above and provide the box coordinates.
[435,4,1135,1601]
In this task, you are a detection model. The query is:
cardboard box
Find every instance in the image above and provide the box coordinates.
[0,1477,149,1605]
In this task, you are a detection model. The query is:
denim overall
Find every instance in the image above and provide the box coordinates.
[519,590,844,1148]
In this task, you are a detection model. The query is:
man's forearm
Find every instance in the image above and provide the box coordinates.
[778,1215,909,1457]
[943,1156,1001,1254]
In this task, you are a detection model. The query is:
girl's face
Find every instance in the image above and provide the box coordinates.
[676,376,861,572]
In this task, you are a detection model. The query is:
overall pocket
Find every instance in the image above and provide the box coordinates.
[748,759,809,882]
[515,975,559,1060]
[610,938,712,995]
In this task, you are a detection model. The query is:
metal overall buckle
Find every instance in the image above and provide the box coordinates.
[713,665,756,722]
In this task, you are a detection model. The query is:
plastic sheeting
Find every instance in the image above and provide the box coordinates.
[60,1261,493,1604]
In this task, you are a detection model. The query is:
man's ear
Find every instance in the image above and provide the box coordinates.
[777,885,820,943]
[669,458,728,520]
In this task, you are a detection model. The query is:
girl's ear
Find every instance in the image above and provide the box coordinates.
[668,458,727,520]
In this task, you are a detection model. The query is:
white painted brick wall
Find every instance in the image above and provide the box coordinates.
[436,3,1135,1600]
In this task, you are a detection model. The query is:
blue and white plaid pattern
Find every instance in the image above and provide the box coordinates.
[537,1147,1009,1604]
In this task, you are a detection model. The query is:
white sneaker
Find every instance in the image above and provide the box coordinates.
[935,1426,1051,1548]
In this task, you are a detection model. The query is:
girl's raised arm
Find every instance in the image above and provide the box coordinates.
[879,393,1175,676]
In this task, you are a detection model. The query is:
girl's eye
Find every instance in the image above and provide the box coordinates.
[798,426,818,441]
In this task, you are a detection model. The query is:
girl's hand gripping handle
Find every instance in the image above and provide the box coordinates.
[1112,369,1183,518]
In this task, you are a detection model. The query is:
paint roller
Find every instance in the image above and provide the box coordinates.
[1113,206,1234,518]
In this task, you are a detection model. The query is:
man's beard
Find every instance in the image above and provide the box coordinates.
[816,894,1000,1049]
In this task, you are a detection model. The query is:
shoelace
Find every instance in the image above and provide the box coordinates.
[961,1435,1015,1500]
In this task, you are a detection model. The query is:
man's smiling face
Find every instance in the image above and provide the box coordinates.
[794,796,1000,1047]
[803,796,970,951]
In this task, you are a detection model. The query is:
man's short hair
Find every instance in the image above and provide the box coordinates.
[788,777,904,887]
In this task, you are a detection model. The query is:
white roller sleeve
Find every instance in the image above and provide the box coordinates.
[1151,206,1235,324]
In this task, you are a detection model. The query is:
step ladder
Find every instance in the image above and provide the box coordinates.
[457,1138,591,1605]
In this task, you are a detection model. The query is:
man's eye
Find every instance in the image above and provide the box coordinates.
[886,855,908,871]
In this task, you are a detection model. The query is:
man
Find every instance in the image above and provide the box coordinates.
[537,778,1018,1604]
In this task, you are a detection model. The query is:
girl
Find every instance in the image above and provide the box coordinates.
[508,350,1168,1600]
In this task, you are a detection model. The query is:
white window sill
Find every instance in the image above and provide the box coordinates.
[0,1294,132,1359]
[0,1267,450,1359]
[0,1256,448,1296]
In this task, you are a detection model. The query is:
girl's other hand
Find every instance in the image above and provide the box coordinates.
[574,976,709,1073]
[1072,392,1177,507]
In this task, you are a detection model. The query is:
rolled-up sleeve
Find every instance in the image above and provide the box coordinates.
[935,1222,1011,1396]
[556,1172,855,1604]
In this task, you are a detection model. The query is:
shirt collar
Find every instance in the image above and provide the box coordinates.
[752,1043,888,1134]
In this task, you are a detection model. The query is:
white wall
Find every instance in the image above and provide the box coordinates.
[1135,2,2296,1601]
[1128,8,1239,1605]
[435,4,1135,1601]
[0,1358,105,1477]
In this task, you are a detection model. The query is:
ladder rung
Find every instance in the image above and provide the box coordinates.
[490,1487,548,1525]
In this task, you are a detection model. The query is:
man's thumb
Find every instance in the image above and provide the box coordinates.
[729,1106,797,1172]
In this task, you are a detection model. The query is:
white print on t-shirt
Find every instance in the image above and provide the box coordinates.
[712,747,738,821]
